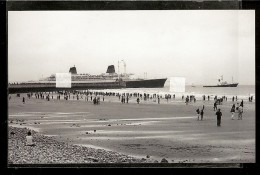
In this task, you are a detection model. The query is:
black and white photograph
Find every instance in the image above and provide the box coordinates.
[7,8,255,166]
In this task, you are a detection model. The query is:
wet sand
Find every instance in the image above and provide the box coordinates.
[8,94,255,163]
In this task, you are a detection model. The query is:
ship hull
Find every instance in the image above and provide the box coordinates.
[125,78,167,88]
[203,83,238,87]
[9,81,126,94]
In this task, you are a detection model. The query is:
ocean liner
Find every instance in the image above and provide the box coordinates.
[39,65,167,88]
[203,76,238,87]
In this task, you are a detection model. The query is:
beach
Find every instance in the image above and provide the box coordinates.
[8,93,255,164]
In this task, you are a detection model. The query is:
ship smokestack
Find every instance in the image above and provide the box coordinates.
[106,65,115,74]
[69,66,77,74]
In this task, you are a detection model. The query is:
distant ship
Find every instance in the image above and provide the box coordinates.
[203,76,238,87]
[39,64,167,88]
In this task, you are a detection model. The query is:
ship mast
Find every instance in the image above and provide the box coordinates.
[121,59,126,76]
[118,61,120,79]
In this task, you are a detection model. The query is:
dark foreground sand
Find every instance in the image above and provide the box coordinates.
[8,94,255,164]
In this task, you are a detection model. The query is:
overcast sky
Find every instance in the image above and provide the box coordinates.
[8,10,255,85]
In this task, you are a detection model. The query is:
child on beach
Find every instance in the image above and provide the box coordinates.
[26,131,36,146]
[22,97,25,104]
[216,109,222,127]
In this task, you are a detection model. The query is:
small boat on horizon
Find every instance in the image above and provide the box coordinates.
[203,76,238,87]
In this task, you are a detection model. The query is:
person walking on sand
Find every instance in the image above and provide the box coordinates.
[26,131,36,146]
[216,109,222,127]
[231,104,235,120]
[200,109,204,120]
[213,102,217,111]
[158,96,160,104]
[196,108,200,120]
[22,97,25,104]
[238,105,243,120]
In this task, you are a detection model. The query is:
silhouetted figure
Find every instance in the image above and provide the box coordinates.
[240,100,244,108]
[200,110,204,120]
[216,109,222,127]
[137,98,140,104]
[22,97,25,104]
[213,102,217,111]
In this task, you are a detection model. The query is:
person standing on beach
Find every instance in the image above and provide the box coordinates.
[200,109,204,120]
[216,109,222,127]
[230,104,235,120]
[126,96,129,103]
[238,105,243,120]
[22,97,25,104]
[185,96,189,105]
[213,102,217,111]
[158,96,160,104]
[93,97,96,105]
[240,100,244,108]
[137,97,140,104]
[196,108,200,120]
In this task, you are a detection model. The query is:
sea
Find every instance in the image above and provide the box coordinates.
[90,85,255,101]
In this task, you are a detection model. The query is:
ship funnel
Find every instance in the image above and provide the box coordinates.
[106,65,115,74]
[69,66,77,74]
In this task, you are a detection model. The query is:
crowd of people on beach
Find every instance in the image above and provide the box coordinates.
[10,89,251,130]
